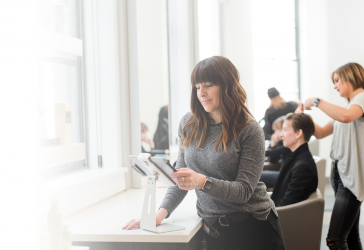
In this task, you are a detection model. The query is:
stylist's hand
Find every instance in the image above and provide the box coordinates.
[295,103,304,114]
[122,207,168,230]
[304,97,317,110]
[171,168,207,190]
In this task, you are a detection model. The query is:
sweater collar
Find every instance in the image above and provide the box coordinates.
[208,116,222,126]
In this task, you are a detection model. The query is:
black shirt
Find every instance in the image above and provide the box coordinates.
[265,140,291,165]
[271,143,318,207]
[263,102,297,139]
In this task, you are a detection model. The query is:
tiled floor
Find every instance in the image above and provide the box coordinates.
[320,183,364,249]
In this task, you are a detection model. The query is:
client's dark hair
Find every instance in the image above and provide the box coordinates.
[285,113,315,142]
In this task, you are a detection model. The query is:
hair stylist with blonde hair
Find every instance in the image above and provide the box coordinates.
[297,62,364,250]
[123,56,285,250]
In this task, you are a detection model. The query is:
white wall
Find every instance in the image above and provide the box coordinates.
[168,0,197,151]
[136,0,169,149]
[327,0,364,105]
[220,0,255,115]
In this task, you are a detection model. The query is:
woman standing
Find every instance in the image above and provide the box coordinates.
[298,63,364,250]
[124,56,285,250]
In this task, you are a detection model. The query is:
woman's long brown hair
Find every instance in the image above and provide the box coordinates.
[180,56,254,151]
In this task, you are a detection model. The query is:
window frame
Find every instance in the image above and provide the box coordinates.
[251,0,301,120]
[295,0,301,100]
[41,0,129,218]
[40,0,89,180]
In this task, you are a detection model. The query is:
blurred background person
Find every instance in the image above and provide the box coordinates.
[260,116,291,188]
[263,87,297,139]
[153,105,169,150]
[265,116,291,166]
[141,122,169,157]
[141,122,155,153]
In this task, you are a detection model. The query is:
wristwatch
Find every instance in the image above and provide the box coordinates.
[201,177,213,192]
[313,98,322,107]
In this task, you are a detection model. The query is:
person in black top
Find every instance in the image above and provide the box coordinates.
[271,113,318,207]
[141,122,170,157]
[260,116,291,188]
[265,116,291,165]
[263,87,298,139]
[153,105,169,150]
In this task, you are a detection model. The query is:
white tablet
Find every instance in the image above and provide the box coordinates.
[129,155,154,176]
[129,154,177,186]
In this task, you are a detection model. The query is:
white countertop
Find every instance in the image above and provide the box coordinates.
[68,185,202,243]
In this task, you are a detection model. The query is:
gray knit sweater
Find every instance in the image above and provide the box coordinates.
[160,112,277,226]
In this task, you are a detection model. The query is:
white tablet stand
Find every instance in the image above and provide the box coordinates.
[137,153,185,234]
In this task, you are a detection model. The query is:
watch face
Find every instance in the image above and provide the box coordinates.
[203,178,213,191]
[314,98,320,106]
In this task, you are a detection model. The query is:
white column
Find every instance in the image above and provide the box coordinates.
[220,0,255,116]
[167,0,198,163]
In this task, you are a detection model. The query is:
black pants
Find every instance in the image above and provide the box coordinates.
[327,163,363,250]
[204,210,285,250]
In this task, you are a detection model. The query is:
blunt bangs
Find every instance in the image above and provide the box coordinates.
[191,58,223,87]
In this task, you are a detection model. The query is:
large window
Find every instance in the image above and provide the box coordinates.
[39,0,87,179]
[251,0,300,120]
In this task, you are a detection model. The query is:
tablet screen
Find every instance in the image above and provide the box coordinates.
[150,157,176,184]
[128,155,177,186]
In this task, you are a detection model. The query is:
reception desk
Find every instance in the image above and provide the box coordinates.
[68,185,204,250]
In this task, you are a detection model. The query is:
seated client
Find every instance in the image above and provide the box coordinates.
[265,116,291,166]
[271,113,318,207]
[260,116,291,188]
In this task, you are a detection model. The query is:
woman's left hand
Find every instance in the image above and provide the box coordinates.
[171,168,207,191]
[304,97,317,110]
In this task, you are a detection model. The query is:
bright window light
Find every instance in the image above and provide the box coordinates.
[251,0,299,120]
[198,0,214,60]
[0,1,39,250]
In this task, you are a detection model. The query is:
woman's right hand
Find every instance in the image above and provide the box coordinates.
[122,207,168,230]
[295,103,304,114]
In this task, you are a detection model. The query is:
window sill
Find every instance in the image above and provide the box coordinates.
[40,143,86,168]
[41,167,128,218]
